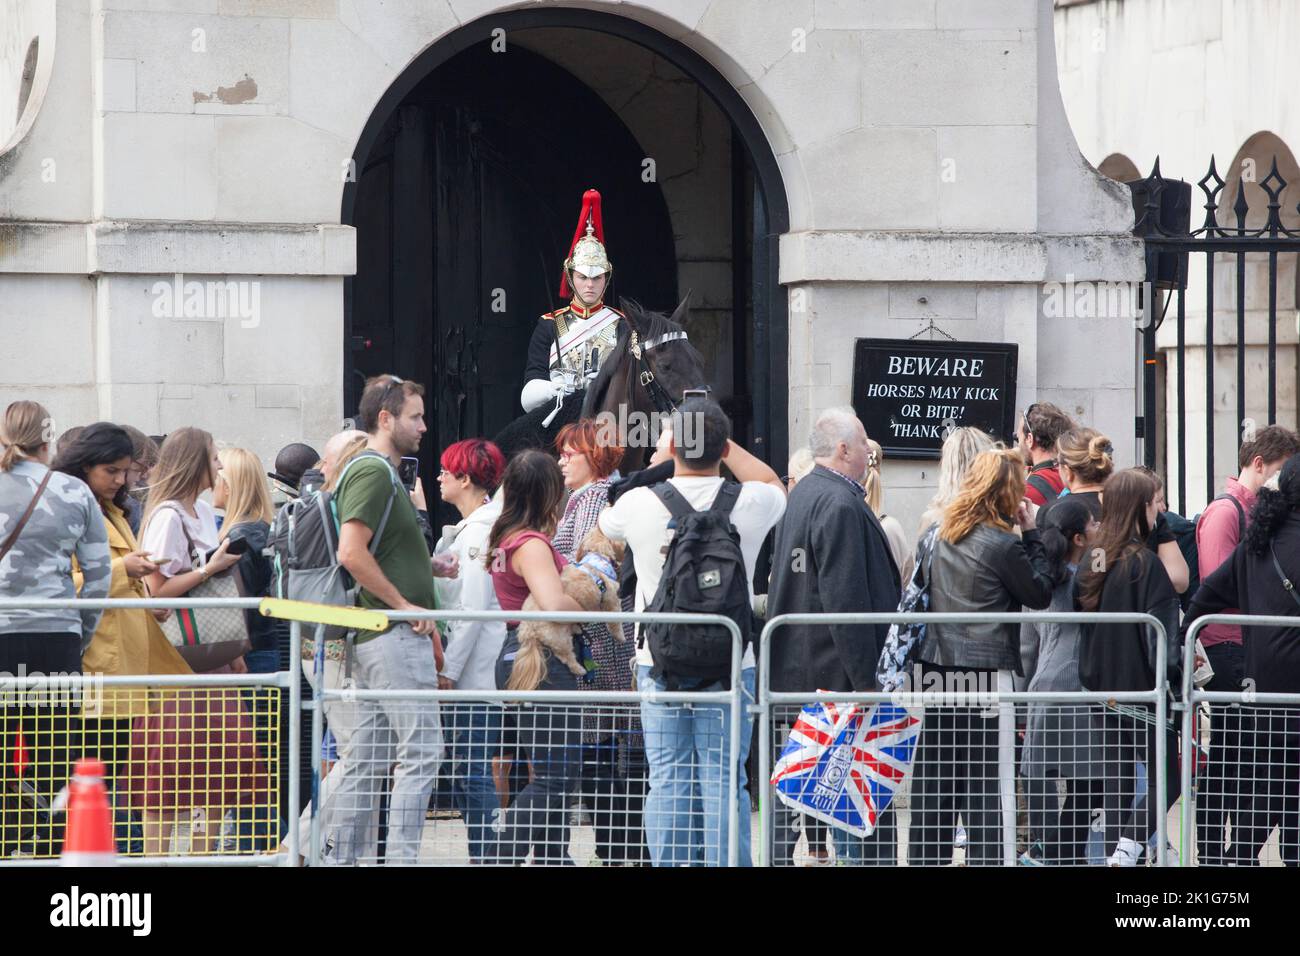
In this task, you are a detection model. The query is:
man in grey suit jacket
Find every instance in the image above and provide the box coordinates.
[766,407,902,865]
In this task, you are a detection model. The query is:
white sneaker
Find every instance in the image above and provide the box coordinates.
[1145,841,1180,867]
[1108,837,1143,867]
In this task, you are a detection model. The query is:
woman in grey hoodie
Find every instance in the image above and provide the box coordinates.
[1018,496,1101,865]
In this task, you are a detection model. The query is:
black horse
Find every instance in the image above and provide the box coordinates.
[493,297,709,471]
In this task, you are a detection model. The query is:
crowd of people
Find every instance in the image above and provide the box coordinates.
[1,378,1299,866]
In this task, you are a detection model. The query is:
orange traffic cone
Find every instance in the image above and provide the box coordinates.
[61,758,118,866]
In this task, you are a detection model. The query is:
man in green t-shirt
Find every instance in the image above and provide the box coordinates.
[325,374,457,864]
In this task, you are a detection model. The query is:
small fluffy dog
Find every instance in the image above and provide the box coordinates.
[509,526,626,690]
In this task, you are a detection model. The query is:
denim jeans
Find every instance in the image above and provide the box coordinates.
[450,703,502,862]
[323,624,443,864]
[239,647,288,851]
[636,665,755,867]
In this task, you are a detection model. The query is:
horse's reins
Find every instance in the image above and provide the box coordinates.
[629,328,689,414]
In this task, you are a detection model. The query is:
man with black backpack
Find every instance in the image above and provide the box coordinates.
[599,398,785,866]
[321,375,457,864]
[1195,424,1300,864]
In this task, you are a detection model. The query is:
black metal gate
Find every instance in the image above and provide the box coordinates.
[1134,155,1300,514]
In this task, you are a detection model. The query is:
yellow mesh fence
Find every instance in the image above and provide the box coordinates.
[1,684,280,859]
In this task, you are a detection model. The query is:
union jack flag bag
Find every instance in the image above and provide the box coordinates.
[770,699,921,837]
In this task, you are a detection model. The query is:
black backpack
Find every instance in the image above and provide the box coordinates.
[269,451,398,639]
[640,481,753,689]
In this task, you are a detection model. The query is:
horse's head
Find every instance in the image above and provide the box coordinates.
[582,296,707,415]
[581,295,708,469]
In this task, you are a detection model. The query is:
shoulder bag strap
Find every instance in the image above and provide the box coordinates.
[918,523,939,583]
[1270,544,1300,609]
[154,501,202,569]
[1026,472,1055,501]
[0,470,53,565]
[333,451,400,554]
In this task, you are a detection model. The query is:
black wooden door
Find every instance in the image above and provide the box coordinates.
[349,44,678,516]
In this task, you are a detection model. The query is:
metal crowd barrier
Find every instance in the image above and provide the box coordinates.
[309,608,745,867]
[0,597,293,866]
[1180,615,1300,867]
[5,598,1300,867]
[0,599,746,867]
[759,612,1171,867]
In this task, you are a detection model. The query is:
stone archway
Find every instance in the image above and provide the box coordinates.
[341,8,792,479]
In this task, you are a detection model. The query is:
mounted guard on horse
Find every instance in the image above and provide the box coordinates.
[496,189,708,470]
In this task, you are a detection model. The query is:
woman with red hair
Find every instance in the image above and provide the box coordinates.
[551,419,646,864]
[433,437,506,863]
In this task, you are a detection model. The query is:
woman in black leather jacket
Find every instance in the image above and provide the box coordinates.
[908,448,1054,865]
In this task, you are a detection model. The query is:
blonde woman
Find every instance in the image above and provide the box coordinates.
[1050,427,1114,522]
[139,428,242,604]
[214,446,296,845]
[777,445,836,866]
[213,448,277,670]
[131,429,268,855]
[785,447,816,491]
[909,448,1054,865]
[863,438,913,582]
[917,426,997,535]
[323,433,369,491]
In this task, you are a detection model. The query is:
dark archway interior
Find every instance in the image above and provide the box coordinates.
[349,42,677,489]
[343,11,790,508]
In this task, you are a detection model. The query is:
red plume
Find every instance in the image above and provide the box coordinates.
[559,189,604,299]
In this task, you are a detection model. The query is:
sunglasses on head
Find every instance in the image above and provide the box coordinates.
[1020,403,1041,436]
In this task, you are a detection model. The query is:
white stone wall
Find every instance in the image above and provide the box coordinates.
[0,0,1142,538]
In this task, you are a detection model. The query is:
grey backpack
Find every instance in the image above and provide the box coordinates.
[270,450,399,641]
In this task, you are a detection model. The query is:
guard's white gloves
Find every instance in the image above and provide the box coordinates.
[521,377,565,413]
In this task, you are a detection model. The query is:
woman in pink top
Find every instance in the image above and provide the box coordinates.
[484,449,584,863]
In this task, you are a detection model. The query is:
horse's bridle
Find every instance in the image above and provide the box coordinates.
[628,329,692,414]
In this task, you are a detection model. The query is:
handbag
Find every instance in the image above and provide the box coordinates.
[875,523,938,693]
[155,504,251,672]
